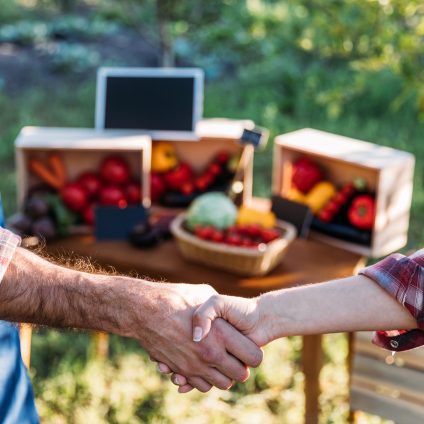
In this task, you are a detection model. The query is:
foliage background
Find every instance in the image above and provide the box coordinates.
[0,0,423,422]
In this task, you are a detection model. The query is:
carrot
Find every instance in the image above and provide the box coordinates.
[48,153,67,186]
[29,158,63,191]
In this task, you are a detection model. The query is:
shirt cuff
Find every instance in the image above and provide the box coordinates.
[359,250,424,352]
[0,227,21,284]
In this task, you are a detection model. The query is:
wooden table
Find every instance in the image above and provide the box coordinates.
[36,234,364,424]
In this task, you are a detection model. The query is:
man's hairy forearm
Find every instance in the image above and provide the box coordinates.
[0,247,156,338]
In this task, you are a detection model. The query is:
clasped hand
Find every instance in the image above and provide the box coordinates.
[155,292,267,393]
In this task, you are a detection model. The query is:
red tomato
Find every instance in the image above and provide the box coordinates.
[77,172,102,199]
[100,156,130,185]
[150,173,166,203]
[348,195,376,230]
[210,229,224,242]
[180,181,194,195]
[195,174,213,192]
[99,185,126,206]
[126,181,141,204]
[208,163,221,176]
[194,226,215,240]
[225,234,242,246]
[163,162,193,191]
[215,151,231,164]
[260,228,281,243]
[333,191,349,205]
[61,183,88,212]
[82,204,95,226]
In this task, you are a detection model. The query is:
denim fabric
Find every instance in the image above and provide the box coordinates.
[0,321,39,423]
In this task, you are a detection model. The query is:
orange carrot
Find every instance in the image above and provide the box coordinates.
[29,158,63,191]
[48,153,67,186]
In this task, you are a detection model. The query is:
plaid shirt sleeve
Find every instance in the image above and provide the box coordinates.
[0,227,21,284]
[359,248,424,352]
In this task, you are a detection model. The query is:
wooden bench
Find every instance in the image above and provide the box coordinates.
[350,331,424,423]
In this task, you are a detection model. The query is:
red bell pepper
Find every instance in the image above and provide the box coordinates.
[348,195,376,230]
[292,157,323,194]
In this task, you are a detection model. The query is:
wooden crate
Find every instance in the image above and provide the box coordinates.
[273,128,415,257]
[153,118,259,207]
[15,127,152,208]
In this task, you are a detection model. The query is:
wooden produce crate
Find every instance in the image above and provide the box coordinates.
[273,128,415,257]
[15,127,152,208]
[151,118,262,208]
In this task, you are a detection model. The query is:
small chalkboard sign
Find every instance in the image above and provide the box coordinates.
[271,195,313,239]
[95,205,148,241]
[240,127,269,148]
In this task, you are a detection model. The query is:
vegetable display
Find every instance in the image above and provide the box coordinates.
[150,148,238,207]
[287,155,376,245]
[27,153,143,231]
[183,193,283,250]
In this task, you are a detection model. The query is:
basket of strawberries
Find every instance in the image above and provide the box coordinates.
[171,193,297,276]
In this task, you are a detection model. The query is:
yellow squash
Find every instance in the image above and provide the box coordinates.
[237,206,277,228]
[304,181,337,213]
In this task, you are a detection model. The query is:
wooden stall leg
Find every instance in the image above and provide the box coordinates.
[302,334,323,424]
[92,331,109,359]
[19,323,33,368]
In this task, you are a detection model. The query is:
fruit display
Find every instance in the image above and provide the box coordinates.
[171,206,297,276]
[150,142,237,207]
[22,153,144,237]
[58,154,142,226]
[184,193,284,250]
[287,156,376,245]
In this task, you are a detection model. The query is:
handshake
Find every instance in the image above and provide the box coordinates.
[2,242,416,397]
[140,283,268,394]
[147,269,418,393]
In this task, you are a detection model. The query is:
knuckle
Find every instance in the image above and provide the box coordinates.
[198,345,223,364]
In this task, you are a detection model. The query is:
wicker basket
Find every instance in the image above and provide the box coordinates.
[171,214,297,276]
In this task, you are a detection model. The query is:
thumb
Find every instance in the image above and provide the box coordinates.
[192,295,224,342]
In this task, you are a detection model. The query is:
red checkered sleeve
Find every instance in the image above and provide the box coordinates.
[0,227,21,284]
[359,249,424,351]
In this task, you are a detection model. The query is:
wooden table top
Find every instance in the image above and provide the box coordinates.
[46,235,365,297]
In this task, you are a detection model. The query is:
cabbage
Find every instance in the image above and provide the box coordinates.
[186,192,237,230]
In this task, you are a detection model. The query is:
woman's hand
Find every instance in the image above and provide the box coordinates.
[192,294,267,346]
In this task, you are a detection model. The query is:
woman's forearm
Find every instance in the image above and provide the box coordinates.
[258,275,417,343]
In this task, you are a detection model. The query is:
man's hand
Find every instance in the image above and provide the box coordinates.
[1,247,263,393]
[125,284,263,393]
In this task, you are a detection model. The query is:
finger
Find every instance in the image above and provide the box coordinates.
[178,384,194,393]
[215,318,264,368]
[193,295,224,342]
[170,373,188,386]
[213,351,251,382]
[186,376,213,393]
[203,368,233,390]
[157,363,172,374]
